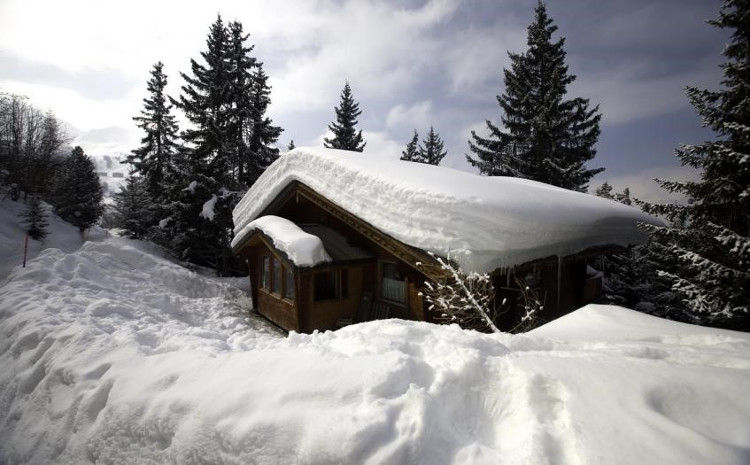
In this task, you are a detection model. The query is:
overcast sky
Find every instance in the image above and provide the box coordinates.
[0,0,728,200]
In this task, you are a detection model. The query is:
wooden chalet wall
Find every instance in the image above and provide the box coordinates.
[238,239,301,332]
[235,182,435,333]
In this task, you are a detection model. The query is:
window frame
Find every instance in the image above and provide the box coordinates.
[313,269,349,302]
[380,260,407,305]
[261,256,271,291]
[283,266,295,301]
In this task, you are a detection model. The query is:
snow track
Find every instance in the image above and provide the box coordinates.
[1,239,749,464]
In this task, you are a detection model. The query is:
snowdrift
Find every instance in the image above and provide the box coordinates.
[1,238,749,464]
[232,148,663,272]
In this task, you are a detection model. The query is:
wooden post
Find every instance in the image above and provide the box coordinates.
[22,233,29,268]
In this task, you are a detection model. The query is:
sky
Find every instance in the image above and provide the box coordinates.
[0,0,729,202]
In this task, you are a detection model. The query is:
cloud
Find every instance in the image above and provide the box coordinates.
[592,165,700,205]
[386,100,433,129]
[0,80,140,130]
[572,57,722,126]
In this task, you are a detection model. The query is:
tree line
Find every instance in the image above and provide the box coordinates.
[0,93,104,238]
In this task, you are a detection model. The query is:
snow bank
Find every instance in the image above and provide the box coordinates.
[1,238,749,464]
[234,215,331,266]
[232,148,663,272]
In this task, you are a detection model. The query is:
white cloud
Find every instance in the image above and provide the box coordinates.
[386,100,433,129]
[0,80,140,131]
[444,22,525,96]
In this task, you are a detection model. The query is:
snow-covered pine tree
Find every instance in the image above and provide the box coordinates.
[19,194,48,240]
[640,0,750,331]
[400,130,419,161]
[616,187,632,206]
[169,15,234,273]
[168,17,282,275]
[324,82,366,152]
[418,126,447,166]
[595,181,614,199]
[466,2,602,191]
[128,62,179,198]
[112,174,153,239]
[54,146,103,233]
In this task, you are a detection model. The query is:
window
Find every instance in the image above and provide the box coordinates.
[340,269,348,299]
[382,262,406,303]
[272,257,282,294]
[314,271,337,301]
[262,256,270,290]
[284,267,295,300]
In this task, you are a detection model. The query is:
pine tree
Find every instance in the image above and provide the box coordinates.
[641,0,750,330]
[324,82,366,152]
[112,174,153,239]
[169,15,233,272]
[245,62,283,186]
[401,130,419,161]
[595,181,614,199]
[225,19,256,188]
[19,194,48,240]
[128,62,179,197]
[54,146,104,233]
[467,2,602,191]
[167,16,282,275]
[418,126,447,166]
[616,187,632,206]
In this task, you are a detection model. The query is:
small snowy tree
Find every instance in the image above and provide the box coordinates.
[418,126,447,166]
[324,82,366,152]
[112,174,154,239]
[400,130,419,162]
[595,181,614,199]
[19,194,48,240]
[54,146,104,233]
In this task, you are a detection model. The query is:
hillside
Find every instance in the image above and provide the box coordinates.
[0,198,749,464]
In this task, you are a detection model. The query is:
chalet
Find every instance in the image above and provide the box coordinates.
[231,147,661,333]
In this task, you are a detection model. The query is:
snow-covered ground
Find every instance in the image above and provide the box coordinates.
[1,199,749,464]
[0,197,109,281]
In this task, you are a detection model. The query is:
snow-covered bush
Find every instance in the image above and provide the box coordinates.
[418,253,540,333]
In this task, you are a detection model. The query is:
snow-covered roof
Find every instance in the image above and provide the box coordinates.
[232,147,663,272]
[240,215,331,267]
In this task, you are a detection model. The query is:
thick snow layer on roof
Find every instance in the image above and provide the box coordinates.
[237,215,331,266]
[232,147,663,272]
